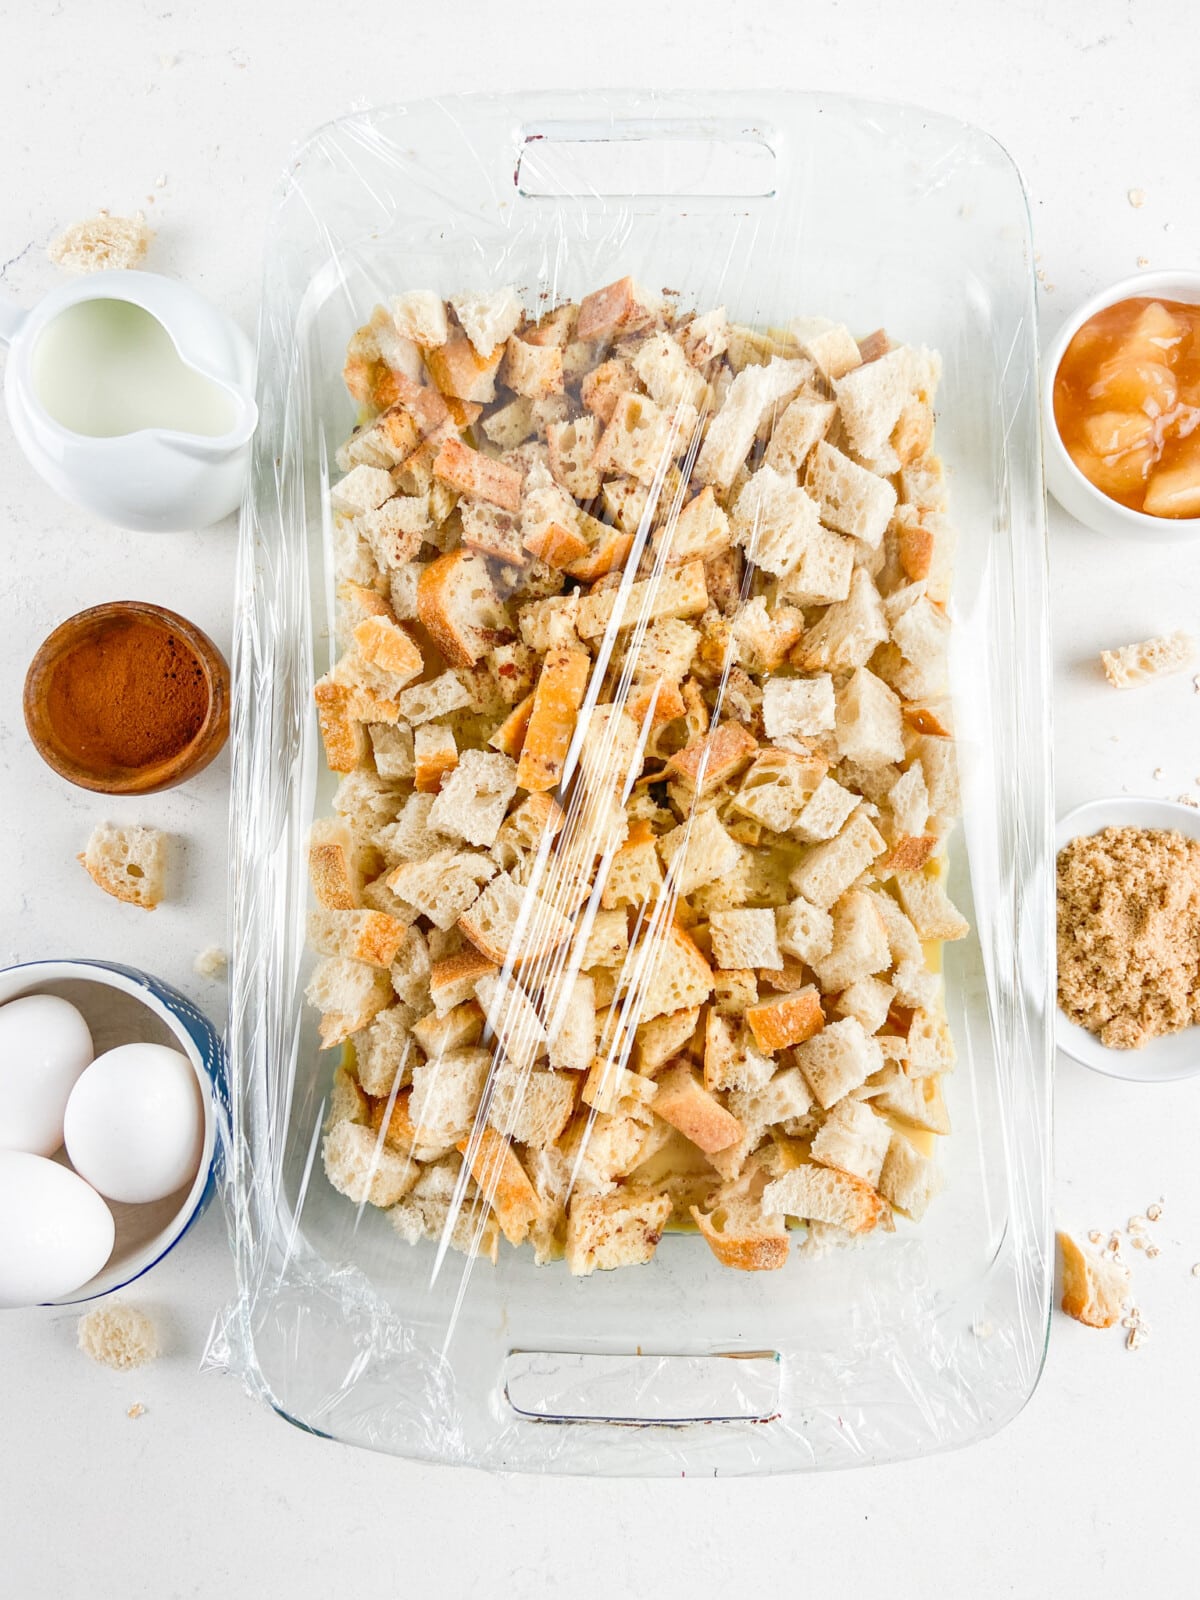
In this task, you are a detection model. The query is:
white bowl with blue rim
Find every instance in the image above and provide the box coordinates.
[0,959,225,1303]
[1056,797,1200,1081]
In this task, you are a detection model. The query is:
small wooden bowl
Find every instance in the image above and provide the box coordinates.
[23,601,229,794]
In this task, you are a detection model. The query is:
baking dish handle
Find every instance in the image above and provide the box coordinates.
[514,119,780,201]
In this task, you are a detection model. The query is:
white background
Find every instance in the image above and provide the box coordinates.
[2,2,1199,1595]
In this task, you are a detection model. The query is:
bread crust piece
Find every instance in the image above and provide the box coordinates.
[1058,1231,1132,1328]
[761,1163,889,1235]
[564,1187,673,1275]
[515,645,590,792]
[690,1201,789,1271]
[417,549,511,668]
[433,436,522,512]
[651,1063,743,1154]
[457,1128,540,1246]
[745,987,825,1053]
[664,721,758,797]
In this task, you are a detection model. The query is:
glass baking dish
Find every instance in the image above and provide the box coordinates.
[212,91,1054,1475]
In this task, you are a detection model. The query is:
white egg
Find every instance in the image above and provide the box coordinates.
[0,994,95,1157]
[0,1150,115,1307]
[64,1042,204,1205]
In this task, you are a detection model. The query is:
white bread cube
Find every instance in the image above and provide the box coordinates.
[894,871,970,940]
[545,415,602,500]
[726,1064,813,1132]
[398,670,471,726]
[836,974,895,1034]
[764,396,837,473]
[377,793,441,865]
[890,595,951,699]
[81,822,168,910]
[810,1099,891,1186]
[710,908,783,971]
[331,464,395,516]
[887,763,930,837]
[787,316,863,381]
[306,956,393,1047]
[835,667,904,767]
[322,1121,417,1207]
[778,525,855,606]
[775,896,834,965]
[892,959,940,1011]
[488,1066,578,1148]
[546,973,597,1074]
[408,1047,491,1146]
[307,908,407,969]
[905,1005,957,1077]
[390,291,449,348]
[658,807,741,896]
[795,567,889,672]
[519,591,581,653]
[593,391,697,486]
[729,595,805,673]
[864,1065,950,1135]
[386,848,495,931]
[789,810,886,909]
[622,618,700,683]
[1100,629,1196,688]
[794,776,859,843]
[576,561,708,638]
[474,972,547,1072]
[805,441,897,549]
[581,908,629,968]
[703,1010,776,1093]
[908,733,961,821]
[679,306,729,366]
[812,891,890,992]
[730,749,824,833]
[427,749,518,848]
[654,487,731,566]
[631,330,708,410]
[761,1162,888,1234]
[833,345,919,460]
[482,396,537,450]
[795,1016,883,1109]
[878,1132,943,1220]
[730,464,822,578]
[368,723,414,782]
[565,1188,672,1275]
[450,286,522,356]
[695,356,811,490]
[761,674,835,740]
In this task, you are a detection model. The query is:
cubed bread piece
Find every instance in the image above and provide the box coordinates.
[1100,629,1196,688]
[887,762,930,838]
[516,645,591,792]
[653,486,732,566]
[518,592,581,654]
[408,1048,491,1146]
[789,810,886,909]
[835,667,904,767]
[811,1099,891,1187]
[564,1187,672,1275]
[904,1005,956,1077]
[795,567,889,673]
[709,908,782,971]
[458,869,573,966]
[805,441,897,549]
[412,1000,485,1057]
[811,891,890,993]
[632,1006,701,1076]
[744,986,825,1053]
[541,973,596,1075]
[787,316,863,381]
[894,870,970,940]
[386,848,494,931]
[877,1131,943,1220]
[390,291,449,348]
[488,1065,578,1148]
[417,549,511,668]
[778,525,856,607]
[833,346,920,461]
[631,330,709,409]
[690,1200,789,1272]
[425,327,504,404]
[456,1127,540,1246]
[427,947,498,1017]
[678,306,729,366]
[580,908,629,969]
[322,1121,417,1207]
[908,733,961,822]
[652,1063,743,1153]
[600,822,664,909]
[427,749,519,848]
[835,975,895,1035]
[432,436,521,512]
[890,595,951,699]
[657,807,741,896]
[356,494,430,568]
[730,464,822,578]
[309,816,364,910]
[449,287,522,356]
[703,1010,775,1093]
[793,777,859,843]
[543,415,602,500]
[482,395,537,450]
[581,1057,658,1116]
[775,896,834,965]
[763,396,837,473]
[307,908,407,969]
[413,724,458,792]
[795,1016,882,1108]
[368,722,414,783]
[581,358,638,424]
[398,669,471,726]
[730,749,825,833]
[664,721,758,798]
[306,957,394,1049]
[1058,1232,1132,1328]
[79,822,168,910]
[622,618,700,684]
[696,357,811,491]
[576,276,659,342]
[761,1162,888,1235]
[331,464,395,515]
[761,674,835,740]
[576,562,709,643]
[593,391,696,486]
[625,922,714,1021]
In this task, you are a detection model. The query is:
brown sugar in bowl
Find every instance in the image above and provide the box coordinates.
[23,602,229,794]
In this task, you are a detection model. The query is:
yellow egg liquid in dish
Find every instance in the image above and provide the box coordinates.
[1053,296,1200,518]
[32,299,236,439]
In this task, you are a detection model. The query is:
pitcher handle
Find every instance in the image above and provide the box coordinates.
[0,290,28,348]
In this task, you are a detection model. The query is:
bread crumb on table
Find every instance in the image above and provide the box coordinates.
[1100,630,1196,689]
[79,821,167,910]
[1057,825,1200,1049]
[77,1303,160,1371]
[48,211,153,273]
[1128,187,1146,207]
[193,945,228,979]
[127,1403,146,1420]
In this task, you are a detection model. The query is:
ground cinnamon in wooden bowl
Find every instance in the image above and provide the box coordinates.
[23,602,229,794]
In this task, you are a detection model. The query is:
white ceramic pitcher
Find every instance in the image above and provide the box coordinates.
[0,270,257,532]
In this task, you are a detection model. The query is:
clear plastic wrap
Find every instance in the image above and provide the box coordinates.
[209,92,1054,1474]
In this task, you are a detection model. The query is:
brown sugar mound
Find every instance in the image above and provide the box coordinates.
[1057,826,1200,1049]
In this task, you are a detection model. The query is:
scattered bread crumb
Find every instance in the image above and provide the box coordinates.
[1137,256,1150,268]
[77,1303,160,1371]
[48,211,153,273]
[127,1403,146,1420]
[1122,1305,1150,1350]
[1101,630,1196,689]
[1153,767,1165,780]
[1177,794,1199,809]
[194,945,228,979]
[1147,1200,1164,1221]
[80,821,168,910]
[1128,187,1146,208]
[1191,1262,1200,1277]
[1057,826,1200,1048]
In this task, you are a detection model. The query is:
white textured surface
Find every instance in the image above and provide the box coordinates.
[1,2,1199,1594]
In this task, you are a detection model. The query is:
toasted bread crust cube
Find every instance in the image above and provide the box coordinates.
[516,645,591,792]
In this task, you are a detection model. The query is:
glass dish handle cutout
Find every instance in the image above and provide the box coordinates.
[516,122,778,200]
[503,1349,781,1425]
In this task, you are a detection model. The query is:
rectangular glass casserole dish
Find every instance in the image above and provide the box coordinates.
[213,91,1054,1475]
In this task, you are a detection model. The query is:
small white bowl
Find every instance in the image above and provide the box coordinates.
[1042,270,1200,543]
[1055,797,1200,1080]
[0,960,224,1304]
